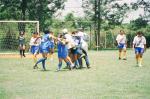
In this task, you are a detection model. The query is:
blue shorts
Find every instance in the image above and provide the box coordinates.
[118,43,125,49]
[73,48,82,55]
[39,45,50,54]
[30,46,39,54]
[58,50,68,59]
[135,47,144,54]
[48,42,54,49]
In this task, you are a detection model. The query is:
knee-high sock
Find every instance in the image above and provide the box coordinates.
[139,57,142,65]
[20,50,22,56]
[78,58,83,67]
[84,55,90,66]
[33,55,37,64]
[66,61,71,67]
[58,62,62,69]
[23,50,25,55]
[75,60,79,67]
[123,51,126,58]
[119,51,121,58]
[42,58,47,70]
[35,58,47,66]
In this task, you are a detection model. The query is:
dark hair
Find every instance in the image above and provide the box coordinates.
[33,31,38,34]
[44,30,50,34]
[19,31,25,35]
[137,31,143,35]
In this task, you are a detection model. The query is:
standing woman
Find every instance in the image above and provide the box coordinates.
[19,31,26,58]
[29,32,41,65]
[133,32,146,67]
[116,30,127,60]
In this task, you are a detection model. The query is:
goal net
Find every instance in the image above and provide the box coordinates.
[0,21,39,53]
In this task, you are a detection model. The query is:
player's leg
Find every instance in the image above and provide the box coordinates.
[82,49,90,68]
[19,44,23,58]
[135,47,140,66]
[57,58,63,71]
[123,47,127,60]
[138,48,144,67]
[118,49,122,60]
[33,53,47,70]
[22,45,26,57]
[64,58,72,70]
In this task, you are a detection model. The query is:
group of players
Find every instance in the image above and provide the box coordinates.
[27,28,90,71]
[116,30,146,67]
[18,29,147,71]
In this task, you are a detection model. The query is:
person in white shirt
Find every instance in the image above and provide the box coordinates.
[133,31,146,67]
[116,30,127,60]
[62,28,74,67]
[29,32,41,65]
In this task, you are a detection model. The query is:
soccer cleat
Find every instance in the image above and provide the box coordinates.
[23,54,26,57]
[123,58,127,60]
[56,68,60,72]
[138,64,142,67]
[33,65,38,69]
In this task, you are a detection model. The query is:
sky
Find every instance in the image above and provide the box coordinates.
[56,0,145,23]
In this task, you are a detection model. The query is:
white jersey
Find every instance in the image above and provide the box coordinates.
[77,31,89,51]
[64,34,75,49]
[133,36,146,48]
[116,34,126,44]
[29,37,41,46]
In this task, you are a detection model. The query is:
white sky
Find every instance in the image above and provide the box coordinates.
[56,0,144,23]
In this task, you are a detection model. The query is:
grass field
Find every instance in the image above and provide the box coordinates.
[0,50,150,99]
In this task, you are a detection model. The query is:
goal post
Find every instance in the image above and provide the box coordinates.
[0,20,39,33]
[0,20,40,52]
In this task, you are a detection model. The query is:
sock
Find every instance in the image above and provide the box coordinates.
[66,61,71,67]
[123,51,126,59]
[20,50,22,56]
[35,58,46,65]
[42,58,47,70]
[84,55,90,67]
[139,57,142,66]
[78,58,83,67]
[33,56,37,64]
[119,52,121,58]
[75,60,79,67]
[58,62,62,69]
[136,56,138,64]
[23,50,25,56]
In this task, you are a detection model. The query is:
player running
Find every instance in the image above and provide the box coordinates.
[133,32,146,67]
[116,30,127,60]
[29,32,41,65]
[33,30,54,71]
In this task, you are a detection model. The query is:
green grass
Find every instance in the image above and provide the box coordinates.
[0,50,150,99]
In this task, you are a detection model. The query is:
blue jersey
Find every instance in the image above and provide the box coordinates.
[57,41,68,58]
[40,34,51,53]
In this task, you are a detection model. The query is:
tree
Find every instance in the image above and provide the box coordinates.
[0,0,65,31]
[128,17,148,31]
[131,0,150,22]
[82,0,130,48]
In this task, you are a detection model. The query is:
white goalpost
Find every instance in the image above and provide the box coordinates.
[0,20,40,52]
[0,20,39,33]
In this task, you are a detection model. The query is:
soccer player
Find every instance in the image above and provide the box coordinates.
[29,32,41,65]
[133,32,146,67]
[18,31,26,58]
[62,29,75,67]
[56,33,72,71]
[116,30,127,60]
[76,29,90,68]
[33,30,53,71]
